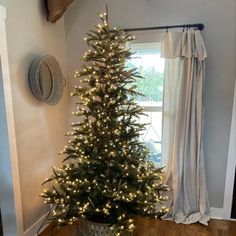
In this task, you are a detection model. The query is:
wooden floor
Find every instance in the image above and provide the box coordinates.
[40,218,236,236]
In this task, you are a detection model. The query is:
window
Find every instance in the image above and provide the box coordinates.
[126,43,165,167]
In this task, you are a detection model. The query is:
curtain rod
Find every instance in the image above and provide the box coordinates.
[124,23,204,32]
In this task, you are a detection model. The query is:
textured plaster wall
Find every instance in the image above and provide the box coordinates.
[0,0,69,231]
[65,0,236,208]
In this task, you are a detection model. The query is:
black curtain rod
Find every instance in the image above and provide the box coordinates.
[124,23,204,32]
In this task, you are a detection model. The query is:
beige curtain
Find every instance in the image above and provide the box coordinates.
[161,30,210,225]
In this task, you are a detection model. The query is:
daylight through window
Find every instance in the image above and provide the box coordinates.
[127,43,165,167]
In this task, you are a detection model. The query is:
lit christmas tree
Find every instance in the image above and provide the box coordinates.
[41,12,169,235]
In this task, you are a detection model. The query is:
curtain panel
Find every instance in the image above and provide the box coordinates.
[161,30,210,225]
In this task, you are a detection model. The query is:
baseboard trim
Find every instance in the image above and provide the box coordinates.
[24,212,49,236]
[23,207,234,236]
[210,207,235,220]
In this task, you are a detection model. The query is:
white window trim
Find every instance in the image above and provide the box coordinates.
[142,105,162,112]
[0,5,24,236]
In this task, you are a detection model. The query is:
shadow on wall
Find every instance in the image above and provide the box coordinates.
[0,210,3,236]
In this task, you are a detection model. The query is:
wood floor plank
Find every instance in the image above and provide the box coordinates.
[39,218,236,236]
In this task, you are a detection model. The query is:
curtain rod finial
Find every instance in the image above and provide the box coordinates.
[198,24,204,31]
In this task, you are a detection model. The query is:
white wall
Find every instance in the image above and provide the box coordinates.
[0,0,69,232]
[65,0,236,209]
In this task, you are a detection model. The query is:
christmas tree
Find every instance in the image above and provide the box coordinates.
[41,12,169,234]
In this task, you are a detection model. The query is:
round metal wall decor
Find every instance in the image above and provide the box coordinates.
[29,55,66,106]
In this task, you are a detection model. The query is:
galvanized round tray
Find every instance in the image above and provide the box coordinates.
[29,55,65,106]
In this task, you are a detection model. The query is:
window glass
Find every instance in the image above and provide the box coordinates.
[127,43,165,167]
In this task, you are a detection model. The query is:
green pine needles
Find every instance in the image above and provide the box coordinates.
[41,12,169,234]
